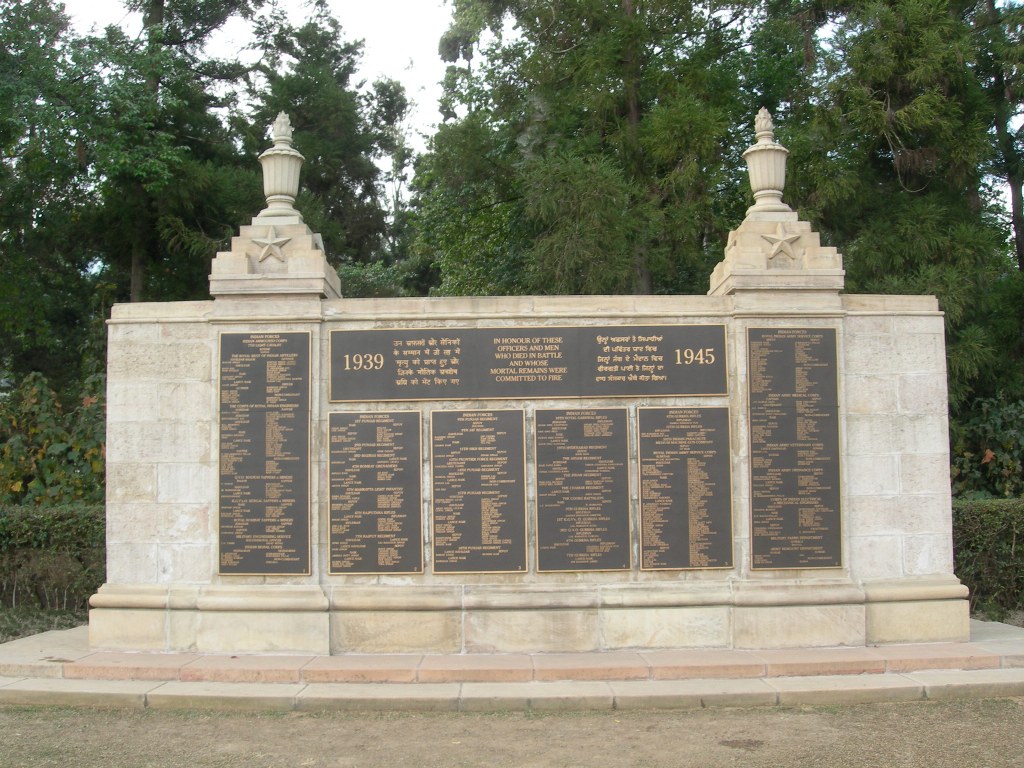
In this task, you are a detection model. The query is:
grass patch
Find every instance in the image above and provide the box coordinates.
[0,606,87,643]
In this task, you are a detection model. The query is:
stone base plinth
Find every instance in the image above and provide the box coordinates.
[863,578,971,644]
[89,579,969,654]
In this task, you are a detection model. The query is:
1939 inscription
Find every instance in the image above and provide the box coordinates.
[748,328,841,569]
[330,325,726,402]
[535,409,631,571]
[430,410,527,573]
[638,408,733,569]
[218,332,310,575]
[329,412,423,574]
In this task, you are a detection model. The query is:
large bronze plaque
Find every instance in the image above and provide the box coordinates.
[329,412,423,574]
[330,325,726,402]
[535,409,631,571]
[430,410,527,573]
[638,408,733,569]
[218,332,310,575]
[748,328,842,569]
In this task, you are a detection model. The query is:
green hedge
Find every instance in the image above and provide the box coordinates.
[0,504,105,611]
[953,498,1024,617]
[0,499,1020,618]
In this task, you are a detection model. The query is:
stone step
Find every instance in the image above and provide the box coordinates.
[0,621,1022,712]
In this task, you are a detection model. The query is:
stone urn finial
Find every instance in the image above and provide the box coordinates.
[743,108,791,214]
[257,112,305,221]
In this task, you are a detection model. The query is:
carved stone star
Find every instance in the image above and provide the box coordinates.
[761,223,800,263]
[252,227,290,262]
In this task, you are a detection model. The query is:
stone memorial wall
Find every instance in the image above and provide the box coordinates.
[89,111,969,654]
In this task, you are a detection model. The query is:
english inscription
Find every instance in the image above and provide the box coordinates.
[430,410,527,573]
[330,325,726,401]
[535,409,631,571]
[638,408,733,569]
[748,328,841,569]
[218,332,310,575]
[329,412,423,574]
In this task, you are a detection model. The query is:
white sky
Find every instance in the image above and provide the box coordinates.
[60,0,454,153]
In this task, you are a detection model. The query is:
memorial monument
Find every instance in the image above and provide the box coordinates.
[89,109,969,654]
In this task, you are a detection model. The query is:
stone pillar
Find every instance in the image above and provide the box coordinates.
[708,108,844,303]
[209,113,341,301]
[707,110,968,645]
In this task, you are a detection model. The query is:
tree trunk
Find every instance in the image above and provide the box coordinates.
[1011,179,1024,272]
[620,0,651,294]
[130,196,148,302]
[126,0,165,302]
[980,0,1024,269]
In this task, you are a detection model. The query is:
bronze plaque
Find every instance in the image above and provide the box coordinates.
[329,412,423,574]
[430,410,527,573]
[638,408,733,569]
[330,325,726,402]
[218,332,310,575]
[535,409,631,571]
[748,328,842,569]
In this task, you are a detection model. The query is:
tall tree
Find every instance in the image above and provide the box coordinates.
[416,0,755,296]
[973,0,1024,271]
[88,0,265,302]
[245,1,413,291]
[0,0,104,389]
[779,0,1017,407]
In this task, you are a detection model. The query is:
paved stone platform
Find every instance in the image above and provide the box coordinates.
[1,620,1022,712]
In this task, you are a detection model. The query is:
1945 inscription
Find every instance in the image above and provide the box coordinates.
[219,332,310,575]
[330,325,726,401]
[748,328,841,569]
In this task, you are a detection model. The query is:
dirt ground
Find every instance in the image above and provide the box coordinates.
[1,699,1023,768]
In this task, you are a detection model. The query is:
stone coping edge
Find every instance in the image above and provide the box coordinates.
[2,670,1024,713]
[90,578,967,612]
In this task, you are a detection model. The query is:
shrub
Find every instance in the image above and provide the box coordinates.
[0,504,105,610]
[0,372,105,506]
[951,397,1024,498]
[952,498,1024,618]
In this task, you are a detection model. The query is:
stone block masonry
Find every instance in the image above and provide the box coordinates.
[89,110,968,654]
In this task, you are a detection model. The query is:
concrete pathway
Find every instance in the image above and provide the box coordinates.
[1,620,1023,712]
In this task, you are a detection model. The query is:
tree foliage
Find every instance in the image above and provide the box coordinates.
[1,0,1023,503]
[952,396,1024,498]
[0,0,107,390]
[414,0,1022,413]
[0,373,105,506]
[0,0,415,396]
[246,1,412,271]
[416,0,753,296]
